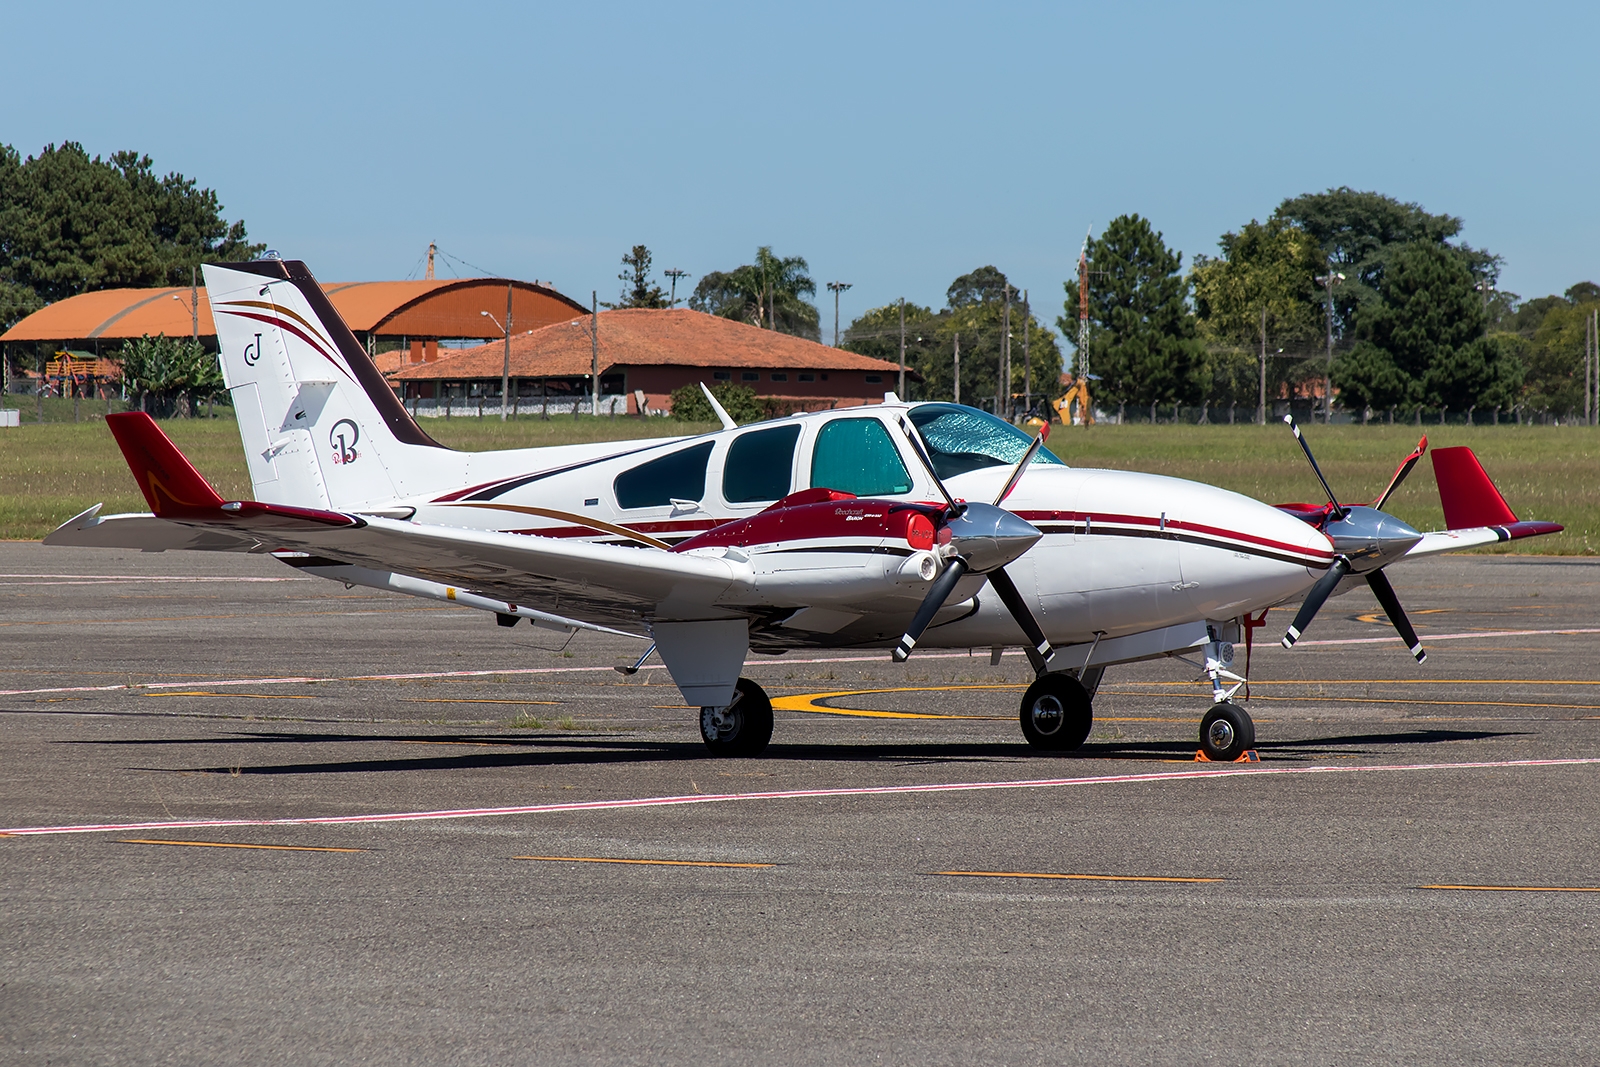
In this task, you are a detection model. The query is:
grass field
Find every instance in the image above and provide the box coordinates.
[2,404,1594,553]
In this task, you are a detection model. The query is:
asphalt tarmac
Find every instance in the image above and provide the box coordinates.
[2,543,1598,1066]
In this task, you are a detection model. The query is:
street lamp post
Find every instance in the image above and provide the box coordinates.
[1315,269,1345,424]
[479,282,514,422]
[826,281,852,347]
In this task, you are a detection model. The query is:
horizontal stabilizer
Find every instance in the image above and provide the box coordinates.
[1431,446,1517,529]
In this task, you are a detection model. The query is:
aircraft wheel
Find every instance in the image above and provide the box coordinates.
[700,677,773,757]
[1199,701,1255,762]
[1019,673,1092,751]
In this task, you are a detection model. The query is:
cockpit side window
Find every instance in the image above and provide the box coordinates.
[809,418,913,497]
[723,424,801,503]
[613,441,715,509]
[906,403,1065,480]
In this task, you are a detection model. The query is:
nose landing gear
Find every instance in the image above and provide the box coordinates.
[1196,633,1257,762]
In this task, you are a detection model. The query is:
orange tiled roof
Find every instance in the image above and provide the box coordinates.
[389,308,913,380]
[0,278,586,343]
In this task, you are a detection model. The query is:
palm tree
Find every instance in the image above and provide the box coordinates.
[689,247,820,339]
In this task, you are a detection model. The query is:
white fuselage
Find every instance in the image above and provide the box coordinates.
[375,403,1333,652]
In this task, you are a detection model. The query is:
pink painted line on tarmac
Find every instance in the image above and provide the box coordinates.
[4,756,1596,838]
[1295,627,1600,647]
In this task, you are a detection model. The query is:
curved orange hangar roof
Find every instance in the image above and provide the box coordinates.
[391,307,920,381]
[1,278,588,344]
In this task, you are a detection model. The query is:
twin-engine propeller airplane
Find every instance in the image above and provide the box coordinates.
[47,258,1562,759]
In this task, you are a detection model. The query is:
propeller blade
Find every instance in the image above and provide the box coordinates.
[1365,569,1427,663]
[1281,556,1352,649]
[992,423,1050,507]
[897,416,963,518]
[1373,435,1428,511]
[1283,415,1346,519]
[891,557,969,662]
[985,565,1055,673]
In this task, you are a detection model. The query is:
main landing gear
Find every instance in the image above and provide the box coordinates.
[1019,672,1094,751]
[700,677,773,757]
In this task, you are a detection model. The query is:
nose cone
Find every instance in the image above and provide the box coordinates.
[946,502,1042,572]
[1325,506,1423,571]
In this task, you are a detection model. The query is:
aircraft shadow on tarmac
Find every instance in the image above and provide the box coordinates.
[84,725,1527,776]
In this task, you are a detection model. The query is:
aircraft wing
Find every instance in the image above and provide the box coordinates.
[45,505,264,552]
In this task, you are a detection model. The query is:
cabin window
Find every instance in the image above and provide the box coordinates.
[907,402,1065,479]
[723,424,801,503]
[614,442,715,509]
[810,418,913,497]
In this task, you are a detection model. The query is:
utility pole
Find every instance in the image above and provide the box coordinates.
[426,241,436,280]
[1588,308,1594,427]
[1076,232,1092,381]
[189,266,198,344]
[591,291,600,418]
[898,298,906,398]
[826,281,852,346]
[953,333,961,405]
[1315,267,1345,424]
[1258,306,1268,426]
[1021,290,1031,418]
[1000,285,1011,421]
[665,269,689,308]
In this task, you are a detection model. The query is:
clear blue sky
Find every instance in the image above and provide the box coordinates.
[8,1,1596,338]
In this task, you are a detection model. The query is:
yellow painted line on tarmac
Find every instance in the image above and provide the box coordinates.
[772,686,1020,719]
[401,698,562,705]
[142,690,315,700]
[1356,609,1448,624]
[937,870,1222,884]
[515,855,773,869]
[118,839,367,853]
[1420,884,1600,893]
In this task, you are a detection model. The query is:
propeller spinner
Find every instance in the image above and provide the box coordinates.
[1278,417,1428,662]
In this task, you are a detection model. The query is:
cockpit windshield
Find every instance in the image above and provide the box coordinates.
[906,403,1065,480]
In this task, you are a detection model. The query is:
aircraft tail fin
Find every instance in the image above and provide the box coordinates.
[1431,446,1518,529]
[202,259,471,510]
[106,411,225,518]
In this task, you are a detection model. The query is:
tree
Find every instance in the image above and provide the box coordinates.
[1191,218,1326,411]
[1332,240,1521,413]
[604,245,668,309]
[1272,187,1500,341]
[1059,214,1205,410]
[844,269,1063,411]
[116,333,225,417]
[689,246,820,339]
[1514,286,1600,415]
[0,142,262,306]
[668,382,764,424]
[841,301,938,398]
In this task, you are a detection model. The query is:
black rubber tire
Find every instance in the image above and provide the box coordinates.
[700,677,774,757]
[1019,673,1093,751]
[1199,701,1255,762]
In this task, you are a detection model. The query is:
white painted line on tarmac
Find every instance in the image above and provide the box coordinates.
[0,574,306,583]
[4,756,1596,837]
[4,628,1596,699]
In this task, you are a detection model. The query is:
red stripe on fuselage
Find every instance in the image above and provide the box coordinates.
[1013,510,1333,562]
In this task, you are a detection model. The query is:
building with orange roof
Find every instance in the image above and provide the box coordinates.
[388,308,919,416]
[1,277,589,392]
